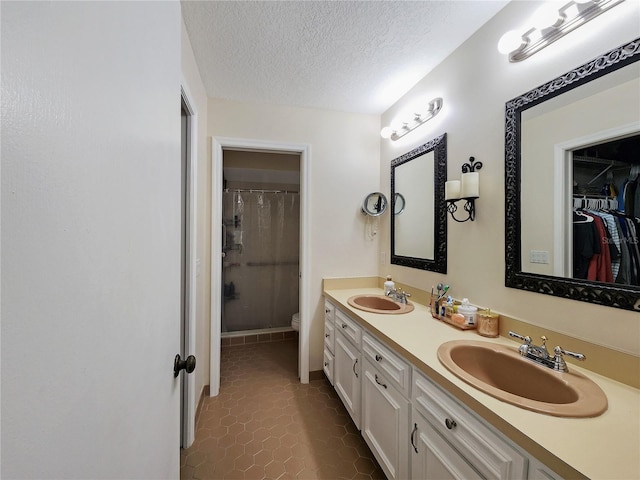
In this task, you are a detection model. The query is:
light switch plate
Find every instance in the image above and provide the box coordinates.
[529,250,549,264]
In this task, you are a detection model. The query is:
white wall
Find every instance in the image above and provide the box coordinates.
[208,99,380,371]
[2,2,182,478]
[380,1,640,355]
[181,18,211,424]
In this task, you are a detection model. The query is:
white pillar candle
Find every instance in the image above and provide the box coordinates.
[445,180,461,200]
[461,172,479,198]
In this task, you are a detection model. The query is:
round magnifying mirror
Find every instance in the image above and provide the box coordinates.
[361,192,388,216]
[393,193,406,215]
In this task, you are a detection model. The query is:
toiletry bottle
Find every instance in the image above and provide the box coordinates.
[458,298,478,326]
[384,276,395,295]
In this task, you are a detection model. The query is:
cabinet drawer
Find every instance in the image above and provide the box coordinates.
[335,308,362,347]
[362,333,410,397]
[324,300,335,324]
[323,348,334,386]
[324,320,335,354]
[413,370,527,480]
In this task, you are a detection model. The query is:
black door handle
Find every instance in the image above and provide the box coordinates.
[174,354,196,377]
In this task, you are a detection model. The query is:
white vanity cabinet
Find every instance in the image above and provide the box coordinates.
[323,300,336,385]
[411,369,528,480]
[410,411,483,480]
[361,332,411,480]
[527,458,563,480]
[333,308,362,429]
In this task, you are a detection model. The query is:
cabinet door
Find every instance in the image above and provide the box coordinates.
[411,409,482,480]
[362,359,409,480]
[334,331,361,429]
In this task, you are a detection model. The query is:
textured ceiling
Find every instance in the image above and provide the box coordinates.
[182,1,509,114]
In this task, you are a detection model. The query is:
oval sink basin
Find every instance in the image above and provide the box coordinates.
[347,294,414,314]
[437,340,607,417]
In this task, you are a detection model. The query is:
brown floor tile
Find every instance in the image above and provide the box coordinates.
[181,339,385,479]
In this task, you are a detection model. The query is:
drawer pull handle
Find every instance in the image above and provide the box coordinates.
[325,308,330,314]
[353,358,359,378]
[410,423,418,453]
[374,374,387,389]
[325,333,330,338]
[445,418,457,430]
[324,362,329,367]
[341,323,348,329]
[375,354,382,362]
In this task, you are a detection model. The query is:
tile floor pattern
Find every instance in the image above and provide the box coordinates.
[180,339,386,480]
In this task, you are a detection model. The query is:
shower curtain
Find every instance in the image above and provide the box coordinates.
[222,190,300,332]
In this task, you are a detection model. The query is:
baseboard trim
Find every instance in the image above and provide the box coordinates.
[196,385,209,426]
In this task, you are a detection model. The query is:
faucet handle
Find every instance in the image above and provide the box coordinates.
[509,331,531,344]
[554,346,586,361]
[552,346,586,372]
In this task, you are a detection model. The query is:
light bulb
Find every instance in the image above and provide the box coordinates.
[380,126,393,139]
[498,30,525,54]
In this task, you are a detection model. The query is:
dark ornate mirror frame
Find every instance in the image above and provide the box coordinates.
[505,38,640,311]
[391,133,447,273]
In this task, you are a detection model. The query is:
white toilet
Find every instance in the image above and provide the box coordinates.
[291,312,300,331]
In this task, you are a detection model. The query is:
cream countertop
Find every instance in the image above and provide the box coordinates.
[324,287,640,480]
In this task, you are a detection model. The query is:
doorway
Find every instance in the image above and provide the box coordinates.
[221,150,300,336]
[210,138,311,397]
[180,88,198,448]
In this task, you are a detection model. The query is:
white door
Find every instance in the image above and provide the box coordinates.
[1,2,182,478]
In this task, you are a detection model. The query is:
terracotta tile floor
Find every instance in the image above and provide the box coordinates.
[180,339,386,480]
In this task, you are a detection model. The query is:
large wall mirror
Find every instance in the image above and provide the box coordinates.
[505,38,640,311]
[391,133,447,272]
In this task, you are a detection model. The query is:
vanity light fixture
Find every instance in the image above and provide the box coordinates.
[498,0,625,62]
[380,97,443,141]
[445,157,482,223]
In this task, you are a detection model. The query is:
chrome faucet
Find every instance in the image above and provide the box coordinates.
[386,287,411,304]
[509,331,586,372]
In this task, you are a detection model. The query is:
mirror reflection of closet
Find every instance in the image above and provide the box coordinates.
[569,134,640,285]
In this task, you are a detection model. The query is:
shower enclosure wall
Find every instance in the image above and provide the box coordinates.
[222,189,300,333]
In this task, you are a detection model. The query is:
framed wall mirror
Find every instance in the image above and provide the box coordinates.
[505,37,640,311]
[391,133,447,272]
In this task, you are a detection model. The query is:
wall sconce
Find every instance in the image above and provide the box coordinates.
[445,157,482,223]
[498,0,625,62]
[380,97,443,141]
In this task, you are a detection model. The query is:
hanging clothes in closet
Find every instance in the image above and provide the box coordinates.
[618,165,640,217]
[573,195,640,285]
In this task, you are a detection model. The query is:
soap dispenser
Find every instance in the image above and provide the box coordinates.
[384,276,395,295]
